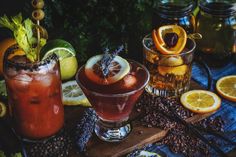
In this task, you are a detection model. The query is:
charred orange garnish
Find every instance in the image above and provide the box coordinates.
[152,25,187,55]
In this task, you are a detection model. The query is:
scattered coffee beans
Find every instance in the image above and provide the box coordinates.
[135,92,224,157]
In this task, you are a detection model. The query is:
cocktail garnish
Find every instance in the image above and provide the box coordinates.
[0,13,46,62]
[100,45,124,77]
[84,45,130,85]
[164,33,179,48]
[152,25,187,55]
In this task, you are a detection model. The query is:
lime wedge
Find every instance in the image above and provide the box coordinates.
[62,80,91,107]
[40,39,78,80]
[40,39,76,60]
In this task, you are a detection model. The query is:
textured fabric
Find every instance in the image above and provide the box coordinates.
[129,59,236,157]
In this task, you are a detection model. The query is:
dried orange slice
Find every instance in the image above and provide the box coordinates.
[180,90,221,114]
[216,75,236,102]
[85,55,130,85]
[152,25,187,55]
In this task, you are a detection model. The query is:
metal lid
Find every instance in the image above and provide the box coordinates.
[199,0,236,17]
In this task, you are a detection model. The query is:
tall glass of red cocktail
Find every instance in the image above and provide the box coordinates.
[76,53,149,142]
[3,46,64,140]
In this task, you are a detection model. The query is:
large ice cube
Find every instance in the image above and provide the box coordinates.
[34,74,53,87]
[14,74,33,82]
[122,74,137,89]
[13,74,32,92]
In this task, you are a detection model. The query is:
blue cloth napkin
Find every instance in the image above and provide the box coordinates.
[192,59,236,89]
[129,59,236,157]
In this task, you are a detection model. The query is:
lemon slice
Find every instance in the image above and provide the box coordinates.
[180,90,221,113]
[216,75,236,102]
[0,101,6,117]
[62,80,91,107]
[85,54,130,85]
[152,25,187,55]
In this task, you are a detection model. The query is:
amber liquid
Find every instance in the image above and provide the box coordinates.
[143,37,194,97]
[197,2,236,67]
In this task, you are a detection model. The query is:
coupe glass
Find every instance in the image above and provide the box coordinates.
[76,59,149,142]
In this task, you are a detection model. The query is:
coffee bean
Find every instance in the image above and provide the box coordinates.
[135,92,225,157]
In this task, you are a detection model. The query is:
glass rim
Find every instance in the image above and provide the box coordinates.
[3,44,59,70]
[199,1,236,16]
[142,34,196,57]
[154,0,195,17]
[76,59,150,97]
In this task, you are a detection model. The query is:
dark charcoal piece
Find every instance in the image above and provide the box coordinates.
[75,108,98,153]
[25,128,73,157]
[164,33,178,48]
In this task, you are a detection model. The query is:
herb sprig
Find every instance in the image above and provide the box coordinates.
[100,45,124,77]
[0,13,46,62]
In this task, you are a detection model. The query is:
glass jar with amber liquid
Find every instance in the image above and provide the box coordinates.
[196,0,236,67]
[152,0,196,34]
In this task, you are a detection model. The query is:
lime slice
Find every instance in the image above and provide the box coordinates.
[60,56,78,80]
[62,80,91,107]
[85,55,130,85]
[40,39,78,80]
[0,101,6,117]
[40,39,76,60]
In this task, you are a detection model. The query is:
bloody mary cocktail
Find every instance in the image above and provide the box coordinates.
[4,52,64,140]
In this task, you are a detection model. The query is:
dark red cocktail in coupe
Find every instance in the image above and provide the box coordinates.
[76,53,149,142]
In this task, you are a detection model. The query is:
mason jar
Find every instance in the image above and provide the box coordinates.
[152,0,196,34]
[196,0,236,67]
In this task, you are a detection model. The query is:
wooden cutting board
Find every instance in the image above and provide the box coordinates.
[85,112,213,157]
[85,81,215,157]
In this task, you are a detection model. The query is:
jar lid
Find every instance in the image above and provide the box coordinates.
[199,1,236,17]
[155,0,195,18]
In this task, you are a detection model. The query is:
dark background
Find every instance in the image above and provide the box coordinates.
[0,0,158,63]
[0,0,26,39]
